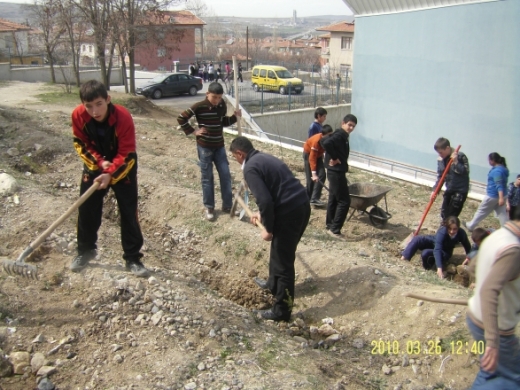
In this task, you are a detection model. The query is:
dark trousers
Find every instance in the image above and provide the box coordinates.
[303,152,325,203]
[77,165,143,262]
[509,205,518,221]
[326,170,350,234]
[401,235,449,270]
[266,202,310,318]
[441,190,467,219]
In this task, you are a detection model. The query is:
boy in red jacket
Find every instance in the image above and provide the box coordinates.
[70,80,149,277]
[303,124,333,207]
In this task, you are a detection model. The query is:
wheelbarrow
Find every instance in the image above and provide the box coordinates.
[347,182,393,227]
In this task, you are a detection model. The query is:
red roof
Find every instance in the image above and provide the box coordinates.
[0,18,31,33]
[316,21,355,33]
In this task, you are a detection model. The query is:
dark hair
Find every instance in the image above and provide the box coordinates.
[434,137,450,151]
[443,216,460,228]
[471,228,490,244]
[207,82,224,95]
[314,107,327,119]
[343,114,357,124]
[489,152,507,167]
[79,80,108,102]
[517,174,520,179]
[321,124,333,135]
[230,136,254,154]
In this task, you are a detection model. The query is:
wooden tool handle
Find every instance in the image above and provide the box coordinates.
[234,196,266,231]
[232,55,242,136]
[29,182,101,249]
[405,293,467,306]
[414,145,461,236]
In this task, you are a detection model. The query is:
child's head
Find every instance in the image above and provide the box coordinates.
[341,114,357,134]
[321,124,333,136]
[515,174,520,186]
[79,80,111,122]
[443,216,460,237]
[471,228,490,248]
[206,82,224,106]
[488,152,507,167]
[434,137,451,159]
[314,107,327,123]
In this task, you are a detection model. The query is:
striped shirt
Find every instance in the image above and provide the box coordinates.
[177,98,237,149]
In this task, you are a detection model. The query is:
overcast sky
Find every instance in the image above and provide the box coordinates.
[4,0,353,19]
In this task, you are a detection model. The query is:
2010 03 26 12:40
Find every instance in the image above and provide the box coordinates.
[370,340,485,355]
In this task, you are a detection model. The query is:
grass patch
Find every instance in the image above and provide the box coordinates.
[36,86,80,105]
[440,328,471,352]
[303,226,337,242]
[187,217,215,236]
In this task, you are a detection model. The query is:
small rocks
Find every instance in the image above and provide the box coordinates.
[32,334,45,343]
[197,362,206,371]
[37,377,56,390]
[382,364,392,375]
[0,173,19,195]
[31,352,46,373]
[351,339,364,349]
[325,334,341,345]
[37,365,57,377]
[402,354,410,367]
[0,355,13,377]
[113,354,124,364]
[417,300,424,307]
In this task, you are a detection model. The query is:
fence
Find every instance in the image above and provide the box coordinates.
[228,79,351,114]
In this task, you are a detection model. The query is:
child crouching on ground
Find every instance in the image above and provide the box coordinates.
[401,216,472,279]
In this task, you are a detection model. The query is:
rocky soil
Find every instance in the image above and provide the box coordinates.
[0,81,514,390]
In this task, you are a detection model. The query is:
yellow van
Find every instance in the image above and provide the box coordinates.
[251,65,304,95]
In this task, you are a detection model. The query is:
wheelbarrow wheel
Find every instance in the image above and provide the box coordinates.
[369,206,388,228]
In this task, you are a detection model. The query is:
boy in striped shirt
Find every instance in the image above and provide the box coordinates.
[178,82,241,220]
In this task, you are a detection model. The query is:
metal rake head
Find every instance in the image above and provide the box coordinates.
[2,260,39,280]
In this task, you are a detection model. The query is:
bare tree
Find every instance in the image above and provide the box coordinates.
[27,0,66,83]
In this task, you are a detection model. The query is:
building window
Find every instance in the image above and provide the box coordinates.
[157,48,166,57]
[340,64,351,78]
[341,37,352,50]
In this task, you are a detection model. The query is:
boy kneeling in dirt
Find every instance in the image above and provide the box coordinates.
[70,80,149,277]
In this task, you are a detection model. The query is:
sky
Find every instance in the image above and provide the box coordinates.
[3,0,353,19]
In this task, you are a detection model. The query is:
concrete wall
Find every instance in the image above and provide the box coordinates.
[328,32,354,70]
[251,104,351,147]
[0,64,123,85]
[351,0,520,184]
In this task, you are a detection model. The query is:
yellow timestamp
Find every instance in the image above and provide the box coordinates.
[370,340,485,355]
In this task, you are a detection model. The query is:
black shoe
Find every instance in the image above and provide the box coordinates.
[253,277,269,290]
[255,308,291,322]
[126,261,150,278]
[70,249,97,272]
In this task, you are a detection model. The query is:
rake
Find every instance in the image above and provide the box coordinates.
[3,182,100,279]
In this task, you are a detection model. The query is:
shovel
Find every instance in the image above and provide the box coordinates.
[400,145,461,249]
[2,182,100,279]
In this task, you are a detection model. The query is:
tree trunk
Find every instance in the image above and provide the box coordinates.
[46,47,56,83]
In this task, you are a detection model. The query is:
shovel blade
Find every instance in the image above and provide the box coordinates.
[2,260,39,280]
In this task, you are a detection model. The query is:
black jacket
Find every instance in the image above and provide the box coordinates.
[433,149,470,194]
[243,149,309,233]
[320,129,350,173]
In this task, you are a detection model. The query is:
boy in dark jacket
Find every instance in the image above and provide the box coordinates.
[320,114,357,239]
[230,137,310,322]
[70,80,149,277]
[432,138,470,219]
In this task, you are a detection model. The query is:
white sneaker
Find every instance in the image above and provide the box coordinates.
[205,208,215,221]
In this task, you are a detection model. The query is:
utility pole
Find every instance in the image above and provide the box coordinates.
[246,26,249,71]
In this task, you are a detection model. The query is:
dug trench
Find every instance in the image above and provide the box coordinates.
[0,84,510,390]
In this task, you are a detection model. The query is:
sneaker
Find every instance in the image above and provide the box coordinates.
[205,208,215,221]
[70,249,97,272]
[326,229,346,241]
[310,200,326,207]
[462,220,473,232]
[126,261,150,278]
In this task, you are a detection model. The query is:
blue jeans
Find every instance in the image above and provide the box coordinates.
[466,315,520,390]
[197,145,233,210]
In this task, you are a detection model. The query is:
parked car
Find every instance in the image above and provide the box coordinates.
[136,73,203,99]
[251,65,304,95]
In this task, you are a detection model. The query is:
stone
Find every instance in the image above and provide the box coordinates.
[151,310,163,326]
[32,334,45,343]
[36,365,57,377]
[6,148,19,157]
[412,364,419,375]
[37,377,55,390]
[9,351,30,374]
[148,276,159,285]
[402,354,410,367]
[0,173,19,196]
[113,354,123,364]
[351,338,364,349]
[325,334,341,345]
[0,355,13,377]
[197,362,205,371]
[317,324,337,337]
[185,382,196,390]
[382,364,391,375]
[417,301,424,307]
[31,352,46,373]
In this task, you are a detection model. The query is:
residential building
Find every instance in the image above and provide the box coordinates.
[342,0,519,184]
[315,21,354,78]
[0,18,32,64]
[134,10,205,72]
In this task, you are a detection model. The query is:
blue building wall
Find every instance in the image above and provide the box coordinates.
[351,0,519,184]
